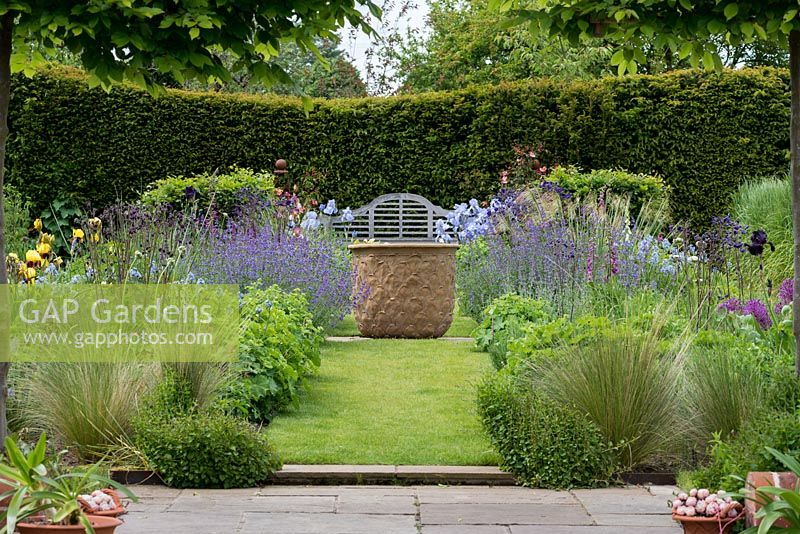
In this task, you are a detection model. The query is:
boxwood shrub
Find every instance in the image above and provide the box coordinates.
[141,166,275,214]
[134,410,281,489]
[8,66,790,224]
[477,371,615,488]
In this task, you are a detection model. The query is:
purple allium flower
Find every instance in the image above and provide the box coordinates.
[743,299,772,329]
[718,297,743,314]
[775,277,794,313]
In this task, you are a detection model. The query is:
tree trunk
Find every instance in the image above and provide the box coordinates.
[0,12,13,445]
[791,30,800,376]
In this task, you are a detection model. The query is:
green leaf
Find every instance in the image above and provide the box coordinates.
[740,21,754,38]
[610,49,625,66]
[678,42,694,60]
[189,27,200,40]
[724,3,738,20]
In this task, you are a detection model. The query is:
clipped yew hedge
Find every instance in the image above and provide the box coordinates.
[7,66,790,223]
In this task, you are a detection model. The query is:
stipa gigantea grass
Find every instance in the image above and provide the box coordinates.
[685,348,767,444]
[14,362,156,461]
[530,303,692,470]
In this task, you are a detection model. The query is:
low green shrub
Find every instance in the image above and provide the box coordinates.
[141,166,274,214]
[507,314,614,365]
[223,284,323,422]
[477,371,615,488]
[473,294,551,369]
[548,166,666,214]
[689,410,800,493]
[134,410,280,488]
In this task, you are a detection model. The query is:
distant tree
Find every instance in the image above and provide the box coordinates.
[387,0,614,92]
[181,39,368,98]
[379,0,788,93]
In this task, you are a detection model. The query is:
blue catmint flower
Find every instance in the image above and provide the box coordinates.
[129,268,143,280]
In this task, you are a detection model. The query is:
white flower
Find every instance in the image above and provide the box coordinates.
[341,207,355,223]
[301,211,321,231]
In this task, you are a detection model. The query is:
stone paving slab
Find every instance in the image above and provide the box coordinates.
[239,512,418,534]
[116,484,682,533]
[417,487,574,505]
[336,494,417,515]
[572,487,676,516]
[420,503,593,526]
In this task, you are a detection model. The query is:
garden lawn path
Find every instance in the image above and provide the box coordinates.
[267,316,498,465]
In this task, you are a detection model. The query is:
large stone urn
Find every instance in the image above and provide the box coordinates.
[349,242,459,338]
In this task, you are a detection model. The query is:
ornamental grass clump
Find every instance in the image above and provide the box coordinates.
[685,349,767,444]
[531,310,689,470]
[13,362,155,461]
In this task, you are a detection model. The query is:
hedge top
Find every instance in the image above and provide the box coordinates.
[8,65,790,223]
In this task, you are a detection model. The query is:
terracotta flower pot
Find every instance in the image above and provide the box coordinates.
[17,515,122,534]
[78,489,126,518]
[672,514,740,534]
[349,242,459,338]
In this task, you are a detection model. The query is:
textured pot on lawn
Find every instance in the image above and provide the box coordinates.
[17,516,122,534]
[349,242,458,338]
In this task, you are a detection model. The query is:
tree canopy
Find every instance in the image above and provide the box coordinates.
[3,0,380,92]
[497,0,795,74]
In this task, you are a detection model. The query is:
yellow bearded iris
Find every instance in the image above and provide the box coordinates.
[25,250,42,267]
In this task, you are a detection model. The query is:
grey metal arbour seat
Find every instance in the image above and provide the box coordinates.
[321,193,451,241]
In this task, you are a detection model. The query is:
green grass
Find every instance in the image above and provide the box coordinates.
[733,176,793,284]
[267,339,498,465]
[326,313,478,338]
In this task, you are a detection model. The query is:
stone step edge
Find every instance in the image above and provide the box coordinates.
[270,465,517,486]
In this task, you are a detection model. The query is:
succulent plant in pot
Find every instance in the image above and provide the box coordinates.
[0,433,136,534]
